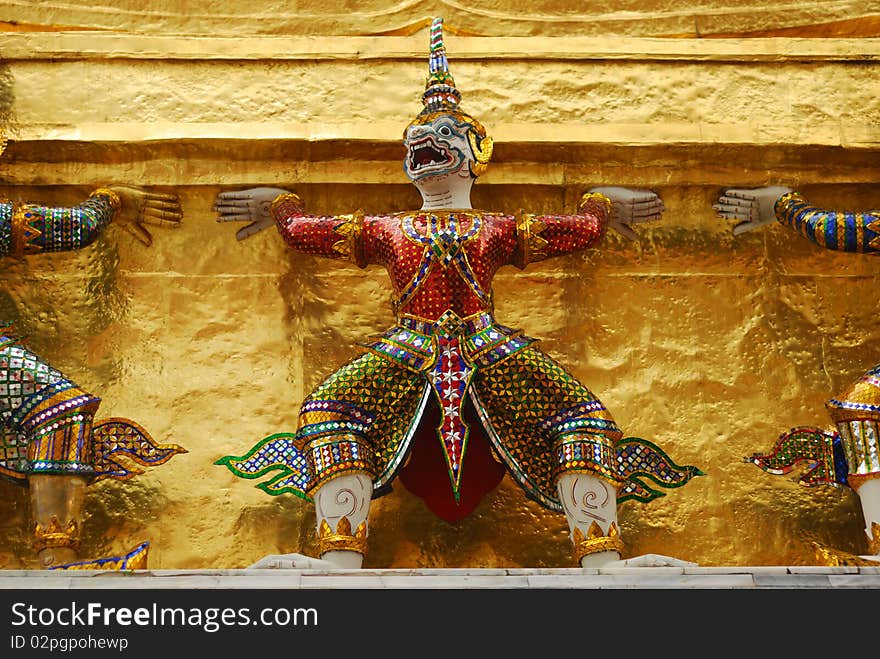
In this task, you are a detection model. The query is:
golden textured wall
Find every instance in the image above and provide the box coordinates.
[0,1,879,569]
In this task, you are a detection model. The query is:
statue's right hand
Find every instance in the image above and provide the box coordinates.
[214,187,293,241]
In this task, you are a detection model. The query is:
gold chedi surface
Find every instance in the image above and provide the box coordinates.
[1,0,878,37]
[0,2,878,569]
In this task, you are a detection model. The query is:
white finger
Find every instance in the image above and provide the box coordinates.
[722,189,758,201]
[732,221,762,236]
[615,193,657,206]
[716,211,750,221]
[216,212,254,222]
[119,222,153,247]
[630,204,664,218]
[236,223,265,241]
[213,200,251,211]
[714,202,754,217]
[717,196,754,208]
[216,191,253,201]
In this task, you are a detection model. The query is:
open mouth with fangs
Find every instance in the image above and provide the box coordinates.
[407,136,454,173]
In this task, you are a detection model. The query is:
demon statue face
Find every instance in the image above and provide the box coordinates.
[401,18,492,206]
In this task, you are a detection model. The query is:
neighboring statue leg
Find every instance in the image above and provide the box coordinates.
[28,473,87,567]
[557,472,623,568]
[855,479,880,555]
[25,402,96,568]
[313,471,371,569]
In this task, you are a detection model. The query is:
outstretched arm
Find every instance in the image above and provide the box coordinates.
[775,191,880,253]
[0,186,182,256]
[214,187,373,267]
[512,187,665,268]
[716,186,880,253]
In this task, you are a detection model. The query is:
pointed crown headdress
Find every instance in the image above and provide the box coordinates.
[408,17,493,176]
[422,17,462,112]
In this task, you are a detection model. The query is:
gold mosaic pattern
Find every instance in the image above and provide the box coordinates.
[299,351,428,492]
[317,516,368,556]
[513,212,548,268]
[29,413,94,468]
[331,211,367,267]
[471,345,620,511]
[303,434,375,495]
[572,521,625,562]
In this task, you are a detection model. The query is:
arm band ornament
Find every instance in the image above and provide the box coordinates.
[578,192,613,222]
[270,192,303,217]
[8,188,121,257]
[90,187,122,213]
[332,210,367,268]
[513,212,548,268]
[774,191,880,253]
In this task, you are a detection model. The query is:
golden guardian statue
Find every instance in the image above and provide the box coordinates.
[217,18,702,569]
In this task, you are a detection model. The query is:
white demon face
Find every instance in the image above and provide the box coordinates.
[403,115,475,182]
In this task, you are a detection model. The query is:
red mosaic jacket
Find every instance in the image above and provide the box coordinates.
[270,192,611,321]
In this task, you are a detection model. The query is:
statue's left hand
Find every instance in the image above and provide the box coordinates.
[213,187,292,241]
[106,185,182,247]
[587,186,665,241]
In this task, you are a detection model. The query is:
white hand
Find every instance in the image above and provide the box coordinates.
[213,187,292,241]
[713,185,793,236]
[588,186,665,241]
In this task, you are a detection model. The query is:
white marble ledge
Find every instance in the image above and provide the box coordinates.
[2,567,880,589]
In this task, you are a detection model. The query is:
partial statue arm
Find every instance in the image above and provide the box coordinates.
[588,186,665,241]
[214,187,374,267]
[774,191,880,253]
[715,185,880,253]
[0,185,182,256]
[512,187,665,268]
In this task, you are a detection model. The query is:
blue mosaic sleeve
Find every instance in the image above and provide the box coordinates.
[775,192,880,254]
[13,189,120,256]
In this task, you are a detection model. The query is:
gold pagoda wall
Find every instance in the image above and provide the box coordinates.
[0,1,878,568]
